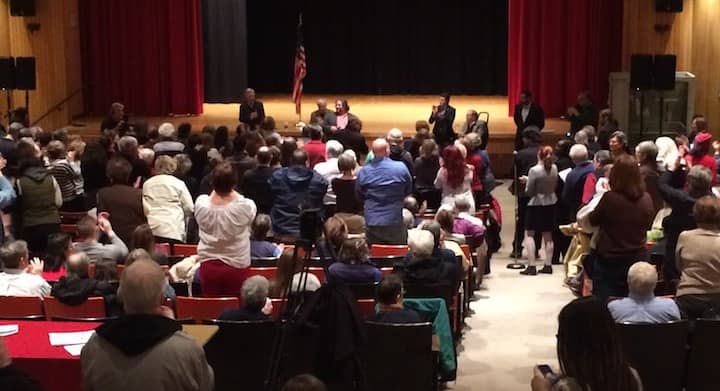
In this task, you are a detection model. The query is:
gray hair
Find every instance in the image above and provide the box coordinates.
[138,148,155,166]
[627,261,657,296]
[594,150,612,165]
[581,125,596,139]
[119,259,166,314]
[174,154,192,176]
[687,165,713,196]
[0,240,28,269]
[610,131,628,147]
[387,128,403,144]
[154,155,177,175]
[67,252,91,278]
[325,140,344,159]
[241,275,269,310]
[117,136,139,154]
[158,122,176,139]
[636,141,658,164]
[569,144,589,163]
[574,130,589,146]
[454,197,472,212]
[408,229,435,257]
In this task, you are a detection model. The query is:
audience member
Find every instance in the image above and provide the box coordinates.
[213,126,233,157]
[330,118,368,160]
[228,132,258,185]
[260,117,282,145]
[395,229,458,292]
[81,260,214,391]
[581,150,613,204]
[635,140,663,214]
[0,157,15,244]
[461,132,485,207]
[142,156,194,243]
[269,248,321,298]
[81,135,112,208]
[435,145,475,213]
[402,195,422,229]
[50,252,117,307]
[218,275,273,321]
[129,224,170,265]
[97,157,147,246]
[566,90,599,135]
[174,154,200,200]
[520,146,558,276]
[46,140,85,211]
[462,110,488,148]
[0,240,49,297]
[429,93,456,148]
[42,232,72,281]
[588,155,654,301]
[357,139,412,245]
[15,141,62,254]
[279,137,298,167]
[368,274,422,324]
[196,162,257,297]
[100,102,126,134]
[413,139,441,209]
[250,214,282,258]
[404,120,431,160]
[304,126,327,167]
[596,109,619,150]
[315,216,348,259]
[675,196,720,319]
[314,140,344,212]
[511,127,541,258]
[608,131,629,159]
[117,136,151,185]
[73,215,128,263]
[531,297,642,391]
[453,197,486,244]
[270,150,327,239]
[608,262,680,323]
[239,88,265,130]
[327,237,382,284]
[0,336,45,391]
[153,123,185,157]
[241,146,274,214]
[333,152,363,215]
[434,209,471,273]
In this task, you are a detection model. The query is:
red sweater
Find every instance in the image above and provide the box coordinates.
[686,153,718,185]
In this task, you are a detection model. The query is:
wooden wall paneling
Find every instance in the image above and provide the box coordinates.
[0,0,10,123]
[62,0,83,120]
[691,0,720,133]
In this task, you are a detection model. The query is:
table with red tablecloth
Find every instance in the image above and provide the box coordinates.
[1,320,100,391]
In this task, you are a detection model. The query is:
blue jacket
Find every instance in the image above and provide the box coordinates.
[270,165,328,236]
[562,161,595,217]
[356,157,412,227]
[0,176,16,244]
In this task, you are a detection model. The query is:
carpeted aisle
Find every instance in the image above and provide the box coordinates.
[452,182,575,391]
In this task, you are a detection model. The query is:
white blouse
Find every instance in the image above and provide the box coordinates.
[195,193,257,269]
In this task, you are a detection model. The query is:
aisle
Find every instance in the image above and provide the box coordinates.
[453,183,575,391]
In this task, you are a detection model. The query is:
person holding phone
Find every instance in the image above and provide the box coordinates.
[530,297,642,391]
[429,92,456,148]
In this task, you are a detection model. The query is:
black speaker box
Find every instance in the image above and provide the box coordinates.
[10,0,36,17]
[654,55,677,91]
[656,0,683,12]
[630,54,654,91]
[15,57,36,90]
[0,58,16,90]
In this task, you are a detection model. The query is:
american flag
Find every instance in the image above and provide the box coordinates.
[291,14,306,116]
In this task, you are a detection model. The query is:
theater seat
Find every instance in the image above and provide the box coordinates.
[686,319,720,391]
[371,245,408,257]
[43,296,107,321]
[0,296,45,320]
[175,296,239,324]
[173,244,198,257]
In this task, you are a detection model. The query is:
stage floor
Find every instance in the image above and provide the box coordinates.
[70,94,569,143]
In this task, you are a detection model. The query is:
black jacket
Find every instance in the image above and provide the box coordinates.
[429,105,456,147]
[241,166,275,214]
[238,101,265,130]
[218,306,270,322]
[96,314,181,356]
[514,143,540,198]
[569,104,599,134]
[330,130,369,159]
[51,276,120,316]
[513,103,545,150]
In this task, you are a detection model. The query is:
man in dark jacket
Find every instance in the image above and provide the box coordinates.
[330,118,369,161]
[567,91,599,136]
[511,127,542,258]
[218,276,271,321]
[51,252,118,312]
[513,90,545,151]
[395,229,458,294]
[241,146,275,214]
[238,88,265,130]
[429,93,456,148]
[269,149,328,238]
[562,144,595,219]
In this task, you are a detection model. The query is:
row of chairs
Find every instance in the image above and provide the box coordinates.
[618,320,720,391]
[0,295,110,321]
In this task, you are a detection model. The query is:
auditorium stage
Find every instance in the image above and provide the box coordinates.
[69,95,569,176]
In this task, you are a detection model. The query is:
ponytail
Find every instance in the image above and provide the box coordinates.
[539,146,554,172]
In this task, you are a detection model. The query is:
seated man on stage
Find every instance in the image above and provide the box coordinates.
[429,93,456,148]
[238,88,265,130]
[100,102,130,135]
[462,110,489,150]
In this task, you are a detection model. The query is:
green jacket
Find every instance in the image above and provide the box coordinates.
[403,298,456,379]
[17,166,61,228]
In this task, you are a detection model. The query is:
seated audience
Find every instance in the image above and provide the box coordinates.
[608,261,680,323]
[142,156,194,243]
[435,145,475,213]
[42,232,72,281]
[97,157,147,246]
[174,154,199,200]
[581,149,613,205]
[125,249,176,301]
[46,140,85,212]
[50,252,117,306]
[531,297,642,391]
[250,214,282,259]
[327,238,382,284]
[117,135,151,185]
[0,337,44,391]
[304,126,326,167]
[368,274,422,324]
[315,216,348,260]
[81,260,214,391]
[332,152,363,215]
[241,146,275,214]
[73,215,128,263]
[675,196,720,319]
[434,209,471,273]
[452,197,486,243]
[394,229,459,291]
[282,374,327,391]
[314,140,344,213]
[270,150,328,239]
[218,275,273,321]
[279,137,298,167]
[0,240,50,297]
[269,248,321,298]
[357,139,412,245]
[402,195,422,229]
[129,224,170,265]
[153,123,186,157]
[196,162,257,297]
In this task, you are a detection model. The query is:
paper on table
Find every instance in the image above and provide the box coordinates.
[49,330,95,346]
[0,324,18,337]
[63,343,85,356]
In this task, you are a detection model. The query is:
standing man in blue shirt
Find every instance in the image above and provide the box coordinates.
[357,138,412,245]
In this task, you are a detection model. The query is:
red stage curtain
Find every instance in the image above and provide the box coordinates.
[79,0,204,116]
[507,0,623,117]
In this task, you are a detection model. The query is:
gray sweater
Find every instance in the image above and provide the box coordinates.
[526,163,558,206]
[74,233,128,263]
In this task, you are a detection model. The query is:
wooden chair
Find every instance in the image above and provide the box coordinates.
[686,319,720,391]
[371,245,408,257]
[0,296,45,320]
[173,244,198,257]
[616,320,689,391]
[43,296,107,321]
[175,297,239,324]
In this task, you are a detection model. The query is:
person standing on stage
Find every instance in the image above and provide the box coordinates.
[239,88,265,130]
[326,99,358,134]
[429,93,456,148]
[513,90,545,151]
[566,90,599,136]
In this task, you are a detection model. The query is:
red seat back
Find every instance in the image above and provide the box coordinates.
[173,244,198,257]
[460,244,471,260]
[175,296,239,324]
[43,296,106,320]
[155,243,171,256]
[356,299,376,318]
[371,245,408,257]
[0,296,44,319]
[248,267,277,280]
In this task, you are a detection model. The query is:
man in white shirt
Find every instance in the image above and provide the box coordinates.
[314,140,344,208]
[0,240,50,297]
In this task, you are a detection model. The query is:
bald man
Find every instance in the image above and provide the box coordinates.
[310,98,331,124]
[81,260,214,391]
[357,138,413,245]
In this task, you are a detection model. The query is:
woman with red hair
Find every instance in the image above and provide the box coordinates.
[434,145,475,213]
